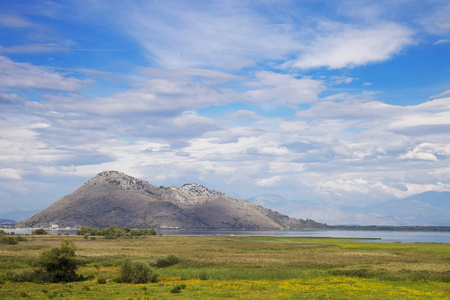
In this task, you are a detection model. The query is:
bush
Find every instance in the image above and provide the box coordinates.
[97,278,106,284]
[0,235,27,244]
[118,260,155,284]
[170,285,182,294]
[31,229,48,235]
[155,254,180,268]
[76,226,157,237]
[1,236,18,244]
[35,239,80,282]
[9,269,46,283]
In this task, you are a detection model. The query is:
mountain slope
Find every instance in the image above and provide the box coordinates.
[17,171,324,229]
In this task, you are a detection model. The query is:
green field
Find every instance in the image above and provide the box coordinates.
[0,235,449,299]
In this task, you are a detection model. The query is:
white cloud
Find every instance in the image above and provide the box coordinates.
[328,76,355,85]
[258,146,290,156]
[400,151,437,161]
[434,39,450,45]
[33,78,235,117]
[285,23,414,69]
[245,71,325,104]
[121,2,300,70]
[0,14,33,28]
[420,3,450,35]
[0,168,23,180]
[225,110,261,120]
[256,176,282,187]
[0,56,90,92]
[430,90,450,99]
[297,97,397,119]
[399,143,450,161]
[140,68,241,83]
[0,93,23,104]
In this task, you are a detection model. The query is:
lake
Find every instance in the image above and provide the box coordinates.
[5,229,450,244]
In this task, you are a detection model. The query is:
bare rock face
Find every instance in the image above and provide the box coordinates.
[17,171,324,230]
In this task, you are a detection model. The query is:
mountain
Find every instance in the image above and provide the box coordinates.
[342,191,450,226]
[0,209,41,223]
[0,219,16,225]
[249,195,317,214]
[16,171,324,230]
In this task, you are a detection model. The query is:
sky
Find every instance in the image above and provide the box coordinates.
[1,0,450,225]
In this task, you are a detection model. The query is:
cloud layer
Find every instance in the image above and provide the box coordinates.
[1,0,450,225]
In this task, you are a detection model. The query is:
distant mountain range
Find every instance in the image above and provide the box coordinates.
[0,219,16,225]
[341,191,450,226]
[16,171,325,230]
[0,210,41,223]
[250,192,450,226]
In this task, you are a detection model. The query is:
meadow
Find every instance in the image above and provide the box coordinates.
[0,234,448,299]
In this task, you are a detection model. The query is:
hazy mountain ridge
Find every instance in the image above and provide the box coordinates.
[16,171,324,230]
[253,192,450,226]
[0,219,16,225]
[341,191,450,226]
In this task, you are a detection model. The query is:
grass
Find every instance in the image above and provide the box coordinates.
[0,235,448,299]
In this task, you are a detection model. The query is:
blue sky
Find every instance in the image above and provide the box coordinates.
[1,0,450,225]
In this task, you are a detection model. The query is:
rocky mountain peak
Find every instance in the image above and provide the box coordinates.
[180,183,224,197]
[86,170,150,190]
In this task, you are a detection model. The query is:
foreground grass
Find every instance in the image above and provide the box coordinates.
[0,235,449,299]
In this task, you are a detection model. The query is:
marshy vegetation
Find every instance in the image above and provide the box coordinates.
[0,234,448,299]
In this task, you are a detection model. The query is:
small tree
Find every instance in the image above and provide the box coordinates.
[118,260,154,283]
[31,228,48,235]
[155,254,180,268]
[35,239,79,282]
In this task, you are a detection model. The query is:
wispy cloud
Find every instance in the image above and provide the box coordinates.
[0,56,90,92]
[0,14,34,28]
[285,23,414,69]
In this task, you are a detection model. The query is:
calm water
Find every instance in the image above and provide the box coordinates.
[158,229,450,244]
[5,229,449,244]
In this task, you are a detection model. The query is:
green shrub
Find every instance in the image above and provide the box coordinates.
[155,254,180,268]
[35,239,80,282]
[31,228,48,235]
[170,285,182,294]
[19,291,29,297]
[1,236,18,244]
[97,278,106,284]
[118,260,154,284]
[8,269,46,283]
